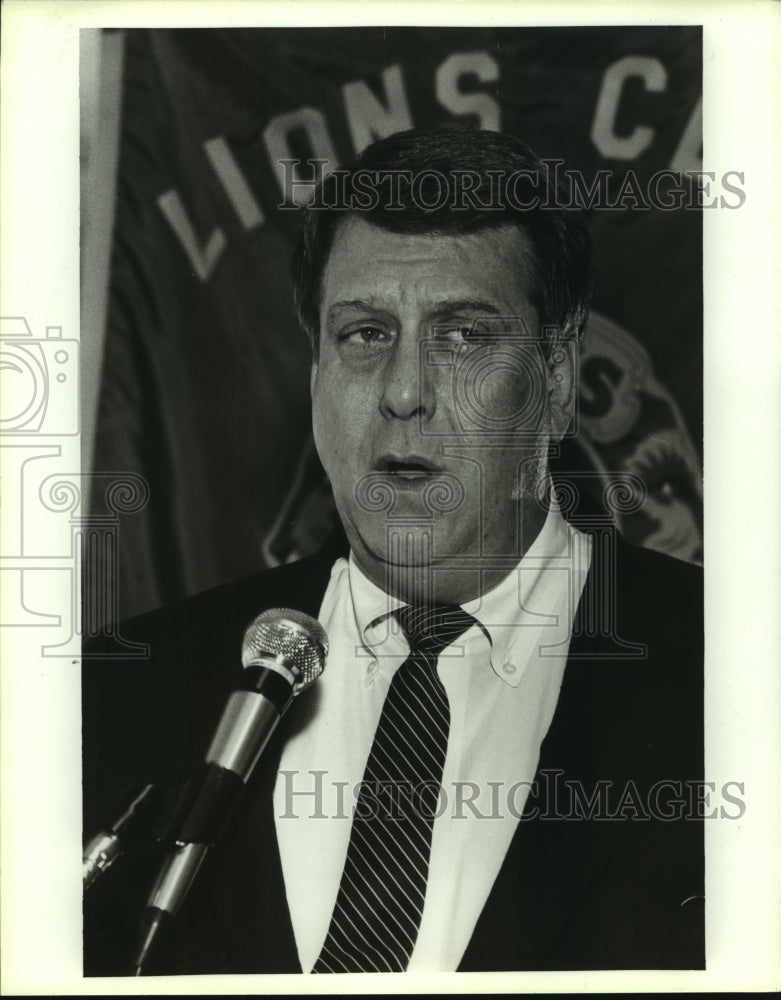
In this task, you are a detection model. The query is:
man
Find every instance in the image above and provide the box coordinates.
[83,125,704,975]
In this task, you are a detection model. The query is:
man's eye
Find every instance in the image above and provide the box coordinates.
[438,324,475,342]
[343,325,387,344]
[436,322,492,346]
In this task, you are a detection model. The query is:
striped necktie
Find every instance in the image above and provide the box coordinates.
[313,604,477,973]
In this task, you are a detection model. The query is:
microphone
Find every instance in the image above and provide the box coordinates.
[83,783,164,890]
[133,607,328,974]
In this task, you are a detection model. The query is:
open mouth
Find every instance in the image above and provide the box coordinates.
[375,456,442,479]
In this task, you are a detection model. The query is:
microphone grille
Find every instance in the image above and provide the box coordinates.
[241,608,328,693]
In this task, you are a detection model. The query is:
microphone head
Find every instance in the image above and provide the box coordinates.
[241,608,327,694]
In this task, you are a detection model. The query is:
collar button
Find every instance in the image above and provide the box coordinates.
[502,661,517,675]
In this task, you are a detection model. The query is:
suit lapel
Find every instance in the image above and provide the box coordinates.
[459,528,663,971]
[460,529,702,971]
[458,544,607,971]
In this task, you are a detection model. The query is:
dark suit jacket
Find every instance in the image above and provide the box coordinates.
[83,523,704,975]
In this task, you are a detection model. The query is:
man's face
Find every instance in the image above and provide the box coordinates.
[311,216,574,603]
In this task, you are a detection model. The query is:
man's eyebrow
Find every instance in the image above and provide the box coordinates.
[324,299,393,336]
[325,297,504,317]
[426,299,503,318]
[327,298,385,313]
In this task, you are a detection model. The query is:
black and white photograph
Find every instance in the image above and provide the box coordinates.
[1,1,779,993]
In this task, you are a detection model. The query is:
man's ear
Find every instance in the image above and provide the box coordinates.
[547,338,578,442]
[310,358,318,398]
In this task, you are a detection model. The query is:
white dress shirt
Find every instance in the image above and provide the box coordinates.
[273,505,591,972]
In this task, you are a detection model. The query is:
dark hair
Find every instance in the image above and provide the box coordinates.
[290,124,593,357]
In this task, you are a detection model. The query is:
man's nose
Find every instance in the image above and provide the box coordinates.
[378,333,435,421]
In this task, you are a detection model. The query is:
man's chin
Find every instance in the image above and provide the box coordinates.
[341,520,477,604]
[349,534,437,574]
[345,519,455,565]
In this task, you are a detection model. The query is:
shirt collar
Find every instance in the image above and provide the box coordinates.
[346,503,576,687]
[347,554,406,657]
[462,503,573,687]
